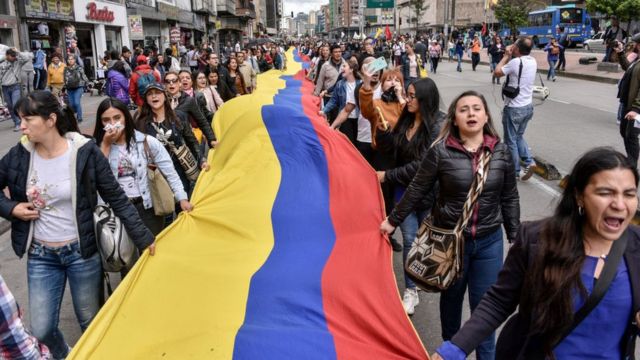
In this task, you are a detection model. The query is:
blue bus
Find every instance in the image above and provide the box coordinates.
[501,5,593,47]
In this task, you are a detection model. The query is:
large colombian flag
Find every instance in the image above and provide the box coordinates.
[68,49,429,360]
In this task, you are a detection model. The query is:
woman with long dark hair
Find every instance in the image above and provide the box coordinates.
[93,97,192,235]
[376,77,445,315]
[206,67,233,102]
[194,70,224,118]
[227,58,246,96]
[432,147,640,360]
[381,90,520,360]
[0,91,154,359]
[134,83,203,197]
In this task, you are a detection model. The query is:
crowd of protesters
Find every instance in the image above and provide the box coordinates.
[0,27,639,360]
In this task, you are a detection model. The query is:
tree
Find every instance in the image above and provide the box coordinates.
[493,0,530,36]
[408,0,429,35]
[586,0,640,32]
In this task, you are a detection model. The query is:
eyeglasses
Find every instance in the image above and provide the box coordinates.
[407,93,417,101]
[164,78,179,84]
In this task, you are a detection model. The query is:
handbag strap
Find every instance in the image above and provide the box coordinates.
[555,230,629,346]
[454,149,493,235]
[142,135,156,166]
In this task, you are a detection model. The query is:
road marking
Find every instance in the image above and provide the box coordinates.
[529,177,562,198]
[548,97,571,105]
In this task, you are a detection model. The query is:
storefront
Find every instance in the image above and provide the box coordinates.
[126,1,167,50]
[18,0,74,54]
[73,0,129,79]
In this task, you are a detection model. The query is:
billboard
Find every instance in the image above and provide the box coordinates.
[366,0,393,9]
[25,0,74,20]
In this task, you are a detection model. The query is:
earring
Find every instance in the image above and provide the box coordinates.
[578,206,584,216]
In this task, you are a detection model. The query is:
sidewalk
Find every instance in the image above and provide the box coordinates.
[455,48,621,84]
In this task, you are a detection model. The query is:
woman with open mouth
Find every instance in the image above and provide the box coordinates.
[428,146,640,360]
[381,90,520,360]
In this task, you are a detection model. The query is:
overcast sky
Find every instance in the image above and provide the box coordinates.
[284,0,327,18]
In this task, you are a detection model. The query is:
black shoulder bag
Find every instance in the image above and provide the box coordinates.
[496,230,629,359]
[502,58,523,100]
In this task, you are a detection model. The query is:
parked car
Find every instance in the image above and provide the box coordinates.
[583,32,605,52]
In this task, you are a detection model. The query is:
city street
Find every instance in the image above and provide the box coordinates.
[0,58,629,356]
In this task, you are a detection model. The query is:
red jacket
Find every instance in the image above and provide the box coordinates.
[129,64,161,106]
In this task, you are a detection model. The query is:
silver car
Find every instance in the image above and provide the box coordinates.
[583,32,606,52]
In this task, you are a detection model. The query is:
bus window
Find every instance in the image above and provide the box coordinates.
[560,8,583,24]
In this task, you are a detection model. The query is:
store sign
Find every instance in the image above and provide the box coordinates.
[170,26,181,43]
[24,0,74,20]
[128,15,144,40]
[86,2,115,22]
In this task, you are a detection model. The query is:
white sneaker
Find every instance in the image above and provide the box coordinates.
[402,288,420,315]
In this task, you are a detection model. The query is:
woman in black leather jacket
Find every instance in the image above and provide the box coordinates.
[381,90,520,360]
[375,77,445,316]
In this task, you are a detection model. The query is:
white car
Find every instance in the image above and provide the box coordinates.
[583,32,606,52]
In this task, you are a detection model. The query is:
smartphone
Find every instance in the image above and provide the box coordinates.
[366,57,387,74]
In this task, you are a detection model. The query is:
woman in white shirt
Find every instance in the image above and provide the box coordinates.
[0,91,155,359]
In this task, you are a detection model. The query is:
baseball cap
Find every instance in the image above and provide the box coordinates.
[143,82,165,96]
[136,55,148,64]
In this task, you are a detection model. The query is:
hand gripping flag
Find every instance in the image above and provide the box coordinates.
[68,48,429,360]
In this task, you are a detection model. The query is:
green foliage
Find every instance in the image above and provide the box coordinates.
[409,0,429,31]
[587,0,640,22]
[494,0,530,35]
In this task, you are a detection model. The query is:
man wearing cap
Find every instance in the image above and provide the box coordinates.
[129,55,161,107]
[616,33,640,165]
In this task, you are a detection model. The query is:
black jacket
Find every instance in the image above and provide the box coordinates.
[0,133,154,259]
[213,65,237,98]
[175,92,216,143]
[388,134,520,241]
[451,220,640,359]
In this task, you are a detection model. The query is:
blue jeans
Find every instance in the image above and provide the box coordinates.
[27,241,103,359]
[547,59,557,79]
[67,87,84,122]
[400,210,429,289]
[440,228,504,360]
[457,54,463,71]
[2,84,22,126]
[502,104,534,173]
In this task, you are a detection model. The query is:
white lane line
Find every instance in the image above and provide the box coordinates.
[528,177,562,198]
[548,98,570,105]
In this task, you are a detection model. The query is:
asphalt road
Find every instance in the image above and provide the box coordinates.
[0,59,630,357]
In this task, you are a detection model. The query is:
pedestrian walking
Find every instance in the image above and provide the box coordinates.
[63,54,89,123]
[105,59,130,105]
[556,25,570,71]
[375,77,445,316]
[0,48,33,131]
[455,38,465,72]
[194,70,224,117]
[47,53,65,105]
[129,55,161,107]
[471,35,481,71]
[94,97,192,236]
[0,91,155,359]
[544,38,562,81]
[428,40,441,74]
[616,34,640,166]
[33,45,47,90]
[488,36,505,84]
[494,37,538,180]
[381,90,520,360]
[431,147,639,360]
[313,44,346,125]
[401,42,422,89]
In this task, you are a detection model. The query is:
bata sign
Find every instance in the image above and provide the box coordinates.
[86,2,115,22]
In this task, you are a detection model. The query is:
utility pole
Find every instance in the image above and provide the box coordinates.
[359,0,364,39]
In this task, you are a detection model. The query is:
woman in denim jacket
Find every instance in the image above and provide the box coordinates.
[320,58,361,144]
[93,98,192,234]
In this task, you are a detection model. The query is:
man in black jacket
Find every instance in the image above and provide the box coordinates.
[206,52,236,99]
[164,72,217,149]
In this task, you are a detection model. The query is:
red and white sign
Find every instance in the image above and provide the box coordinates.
[86,2,115,23]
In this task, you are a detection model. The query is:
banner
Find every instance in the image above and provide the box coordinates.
[68,49,428,360]
[25,0,74,20]
[128,15,144,40]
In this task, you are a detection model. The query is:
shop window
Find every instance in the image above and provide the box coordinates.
[0,0,9,15]
[27,21,61,51]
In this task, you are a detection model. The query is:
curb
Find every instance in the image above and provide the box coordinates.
[460,59,620,85]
